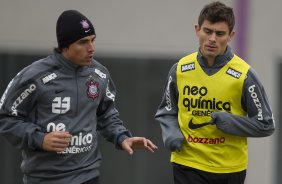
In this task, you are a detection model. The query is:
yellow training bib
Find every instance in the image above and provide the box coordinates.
[172,52,250,173]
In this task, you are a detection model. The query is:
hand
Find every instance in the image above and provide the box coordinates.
[209,112,218,125]
[169,138,183,152]
[42,131,72,152]
[121,137,158,155]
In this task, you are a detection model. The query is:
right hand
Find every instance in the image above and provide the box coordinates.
[42,131,72,152]
[169,138,183,152]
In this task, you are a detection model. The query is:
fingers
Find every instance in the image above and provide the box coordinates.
[121,138,134,155]
[43,131,72,152]
[145,139,158,153]
[140,138,158,153]
[55,132,72,143]
[124,145,134,155]
[121,137,158,154]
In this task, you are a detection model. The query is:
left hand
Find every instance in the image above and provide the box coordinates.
[121,137,158,155]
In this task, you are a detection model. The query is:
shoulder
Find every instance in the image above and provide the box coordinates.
[232,54,250,68]
[92,59,109,73]
[179,52,198,63]
[177,52,198,71]
[16,55,57,83]
[86,59,111,81]
[245,67,263,85]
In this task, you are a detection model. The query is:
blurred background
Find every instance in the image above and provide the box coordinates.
[0,0,281,183]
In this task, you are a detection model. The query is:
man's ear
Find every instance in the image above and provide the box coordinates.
[195,24,200,37]
[229,31,235,42]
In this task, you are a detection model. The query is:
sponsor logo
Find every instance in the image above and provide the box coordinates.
[95,69,106,79]
[187,135,225,144]
[52,97,70,114]
[11,84,36,116]
[182,85,231,114]
[106,84,115,101]
[0,78,14,109]
[226,67,242,79]
[188,118,211,129]
[165,76,172,111]
[55,89,64,94]
[42,73,57,84]
[46,122,93,154]
[181,62,195,72]
[248,85,263,120]
[47,122,67,132]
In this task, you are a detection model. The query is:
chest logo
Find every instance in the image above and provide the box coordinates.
[188,118,211,129]
[86,79,99,100]
[42,73,57,84]
[181,62,195,72]
[226,67,242,79]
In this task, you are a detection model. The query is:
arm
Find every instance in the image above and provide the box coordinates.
[97,76,157,153]
[96,77,132,147]
[155,63,184,151]
[0,72,45,150]
[211,68,275,137]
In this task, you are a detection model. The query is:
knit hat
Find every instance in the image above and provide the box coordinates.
[56,10,95,48]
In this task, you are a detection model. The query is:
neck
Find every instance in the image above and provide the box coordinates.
[206,57,215,67]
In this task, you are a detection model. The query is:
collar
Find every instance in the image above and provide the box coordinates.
[54,51,82,71]
[197,46,234,68]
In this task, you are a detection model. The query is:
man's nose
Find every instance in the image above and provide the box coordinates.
[88,42,95,52]
[209,33,216,42]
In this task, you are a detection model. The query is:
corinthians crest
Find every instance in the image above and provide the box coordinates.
[86,75,99,100]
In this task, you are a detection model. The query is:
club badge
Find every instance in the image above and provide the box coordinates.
[80,20,90,29]
[80,20,91,33]
[86,76,99,100]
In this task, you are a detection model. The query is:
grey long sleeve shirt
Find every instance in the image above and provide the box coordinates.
[0,52,131,184]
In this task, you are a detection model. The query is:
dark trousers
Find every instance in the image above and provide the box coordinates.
[172,163,246,184]
[81,177,100,184]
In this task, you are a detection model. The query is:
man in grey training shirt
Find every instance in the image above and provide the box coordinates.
[0,10,157,184]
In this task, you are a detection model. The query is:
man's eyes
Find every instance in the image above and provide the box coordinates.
[203,29,225,36]
[216,32,225,36]
[204,29,212,34]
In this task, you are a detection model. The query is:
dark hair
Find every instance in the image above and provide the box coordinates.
[198,1,235,32]
[53,47,63,53]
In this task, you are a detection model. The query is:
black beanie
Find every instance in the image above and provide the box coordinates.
[56,10,95,48]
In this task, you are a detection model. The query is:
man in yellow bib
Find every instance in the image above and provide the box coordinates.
[155,1,275,184]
